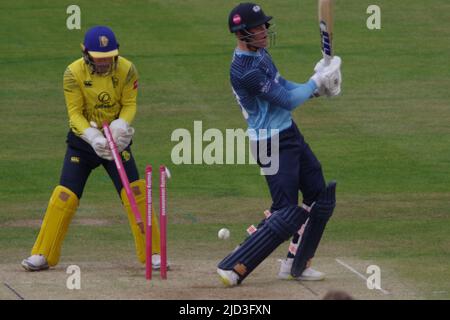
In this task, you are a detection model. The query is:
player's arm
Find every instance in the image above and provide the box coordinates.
[278,77,301,90]
[241,69,317,111]
[63,67,90,134]
[279,56,342,99]
[279,76,319,96]
[63,67,112,159]
[109,63,139,152]
[119,63,138,124]
[279,77,322,99]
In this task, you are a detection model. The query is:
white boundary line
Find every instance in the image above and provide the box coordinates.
[335,258,390,295]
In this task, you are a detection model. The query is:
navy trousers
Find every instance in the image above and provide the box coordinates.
[59,131,139,199]
[255,121,326,210]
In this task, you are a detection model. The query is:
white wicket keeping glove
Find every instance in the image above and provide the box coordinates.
[310,56,342,97]
[80,127,113,160]
[109,118,135,152]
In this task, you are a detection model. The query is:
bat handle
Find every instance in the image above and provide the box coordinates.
[323,53,332,66]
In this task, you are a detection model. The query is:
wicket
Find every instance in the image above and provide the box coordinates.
[145,165,169,280]
[145,165,152,280]
[159,165,168,279]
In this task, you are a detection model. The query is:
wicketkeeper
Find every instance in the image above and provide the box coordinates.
[22,26,162,271]
[217,3,341,286]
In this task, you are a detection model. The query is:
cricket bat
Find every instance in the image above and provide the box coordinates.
[103,122,144,234]
[318,0,335,65]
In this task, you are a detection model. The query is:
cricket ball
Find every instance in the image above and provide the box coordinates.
[218,228,230,240]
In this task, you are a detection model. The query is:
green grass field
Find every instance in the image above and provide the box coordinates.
[1,0,449,300]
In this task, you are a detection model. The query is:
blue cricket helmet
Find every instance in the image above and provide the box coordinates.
[82,26,119,58]
[228,3,272,33]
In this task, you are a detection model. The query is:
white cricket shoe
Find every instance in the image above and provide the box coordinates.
[151,254,171,271]
[278,258,325,281]
[299,266,326,281]
[217,268,240,287]
[21,254,49,272]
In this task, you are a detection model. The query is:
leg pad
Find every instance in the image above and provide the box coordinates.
[218,205,309,282]
[31,186,79,266]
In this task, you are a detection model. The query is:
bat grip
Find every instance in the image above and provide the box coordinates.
[323,52,332,66]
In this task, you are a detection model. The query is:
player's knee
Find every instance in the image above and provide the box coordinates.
[313,159,323,172]
[121,179,145,204]
[312,181,337,220]
[51,185,79,204]
[266,205,308,240]
[129,179,145,197]
[59,182,83,199]
[304,183,326,207]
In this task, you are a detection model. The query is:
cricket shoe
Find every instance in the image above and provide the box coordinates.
[151,254,171,271]
[278,258,325,281]
[217,268,240,287]
[21,254,49,272]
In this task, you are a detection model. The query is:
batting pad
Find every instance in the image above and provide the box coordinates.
[31,185,79,266]
[291,181,336,277]
[218,205,309,282]
[121,179,160,263]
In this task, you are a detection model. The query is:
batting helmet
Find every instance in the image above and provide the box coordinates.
[81,26,119,74]
[228,3,272,33]
[82,26,119,58]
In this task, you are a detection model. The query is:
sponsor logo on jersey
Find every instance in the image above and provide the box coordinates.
[95,91,115,109]
[260,80,272,93]
[112,76,119,88]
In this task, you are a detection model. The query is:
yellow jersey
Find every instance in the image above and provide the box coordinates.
[63,56,138,136]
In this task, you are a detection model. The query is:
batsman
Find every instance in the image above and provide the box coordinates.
[21,26,162,271]
[217,3,342,286]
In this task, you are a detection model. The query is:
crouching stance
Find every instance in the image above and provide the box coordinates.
[22,26,162,271]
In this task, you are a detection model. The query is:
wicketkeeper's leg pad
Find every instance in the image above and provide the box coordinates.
[121,179,160,264]
[218,205,309,282]
[31,185,79,266]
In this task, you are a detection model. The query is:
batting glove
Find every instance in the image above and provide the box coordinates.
[310,56,342,97]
